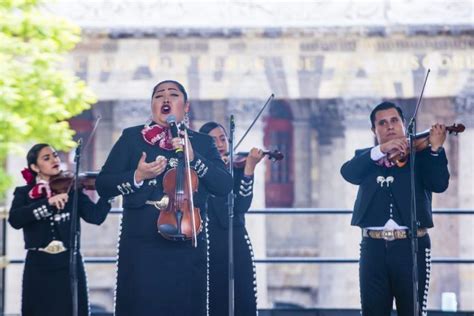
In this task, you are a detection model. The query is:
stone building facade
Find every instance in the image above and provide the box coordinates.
[4,0,473,313]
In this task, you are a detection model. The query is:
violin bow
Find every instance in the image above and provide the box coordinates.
[233,94,274,151]
[74,115,102,173]
[407,69,430,135]
[83,115,101,152]
[183,128,198,248]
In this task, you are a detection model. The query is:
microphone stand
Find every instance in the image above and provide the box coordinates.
[70,138,82,316]
[225,95,273,315]
[407,68,430,316]
[227,115,235,316]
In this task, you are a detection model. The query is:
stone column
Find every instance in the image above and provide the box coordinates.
[456,98,474,310]
[418,98,460,309]
[293,119,312,207]
[265,101,322,308]
[316,100,374,308]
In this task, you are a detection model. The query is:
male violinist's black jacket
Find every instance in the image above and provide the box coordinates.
[340,147,450,228]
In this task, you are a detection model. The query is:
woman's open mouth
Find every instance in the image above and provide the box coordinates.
[161,105,171,114]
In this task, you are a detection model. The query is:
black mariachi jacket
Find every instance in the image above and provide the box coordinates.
[95,125,233,212]
[8,186,111,249]
[340,147,450,228]
[207,167,255,229]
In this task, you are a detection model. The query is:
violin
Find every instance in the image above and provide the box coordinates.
[231,149,284,168]
[49,171,98,194]
[388,123,465,167]
[157,128,201,246]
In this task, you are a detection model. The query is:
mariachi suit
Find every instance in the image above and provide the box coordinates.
[8,185,111,316]
[207,167,258,316]
[340,146,449,316]
[95,124,233,316]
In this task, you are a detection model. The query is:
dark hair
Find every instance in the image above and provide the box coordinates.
[199,121,227,136]
[26,143,50,176]
[370,101,405,128]
[151,80,188,102]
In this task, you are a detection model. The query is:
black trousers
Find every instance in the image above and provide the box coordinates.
[359,234,431,316]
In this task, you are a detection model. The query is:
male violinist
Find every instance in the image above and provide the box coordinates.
[340,101,450,315]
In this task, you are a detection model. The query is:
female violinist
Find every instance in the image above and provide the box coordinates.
[8,143,112,316]
[199,121,265,316]
[95,80,233,316]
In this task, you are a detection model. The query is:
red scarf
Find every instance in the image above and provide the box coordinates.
[141,122,174,150]
[22,168,53,199]
[28,181,53,199]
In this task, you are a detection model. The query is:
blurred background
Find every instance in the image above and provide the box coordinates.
[1,0,473,314]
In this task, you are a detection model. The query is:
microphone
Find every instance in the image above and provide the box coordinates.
[166,115,183,157]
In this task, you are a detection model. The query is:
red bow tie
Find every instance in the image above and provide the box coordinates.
[141,123,174,150]
[376,156,395,168]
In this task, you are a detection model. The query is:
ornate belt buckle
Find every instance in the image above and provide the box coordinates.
[40,240,67,254]
[382,230,395,241]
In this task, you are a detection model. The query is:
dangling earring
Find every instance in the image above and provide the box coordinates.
[183,112,190,127]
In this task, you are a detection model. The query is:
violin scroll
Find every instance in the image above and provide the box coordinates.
[447,123,465,135]
[231,149,284,168]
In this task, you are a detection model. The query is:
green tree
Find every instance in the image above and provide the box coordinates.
[0,0,95,197]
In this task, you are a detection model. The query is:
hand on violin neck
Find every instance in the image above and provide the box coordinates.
[380,137,408,156]
[429,123,447,151]
[222,155,229,165]
[244,148,264,176]
[48,193,69,210]
[172,133,194,161]
[135,152,168,183]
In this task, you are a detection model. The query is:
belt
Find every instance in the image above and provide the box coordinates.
[362,228,428,241]
[28,240,67,255]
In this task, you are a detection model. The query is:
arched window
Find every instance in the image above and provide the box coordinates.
[264,100,294,207]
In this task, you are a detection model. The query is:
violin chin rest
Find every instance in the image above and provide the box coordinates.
[158,224,187,240]
[158,224,179,235]
[158,224,189,240]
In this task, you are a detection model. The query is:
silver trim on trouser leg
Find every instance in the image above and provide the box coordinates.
[421,247,431,316]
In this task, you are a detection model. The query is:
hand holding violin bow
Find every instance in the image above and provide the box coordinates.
[48,193,69,210]
[381,137,409,158]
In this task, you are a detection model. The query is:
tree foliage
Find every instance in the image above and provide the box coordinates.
[0,0,95,196]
